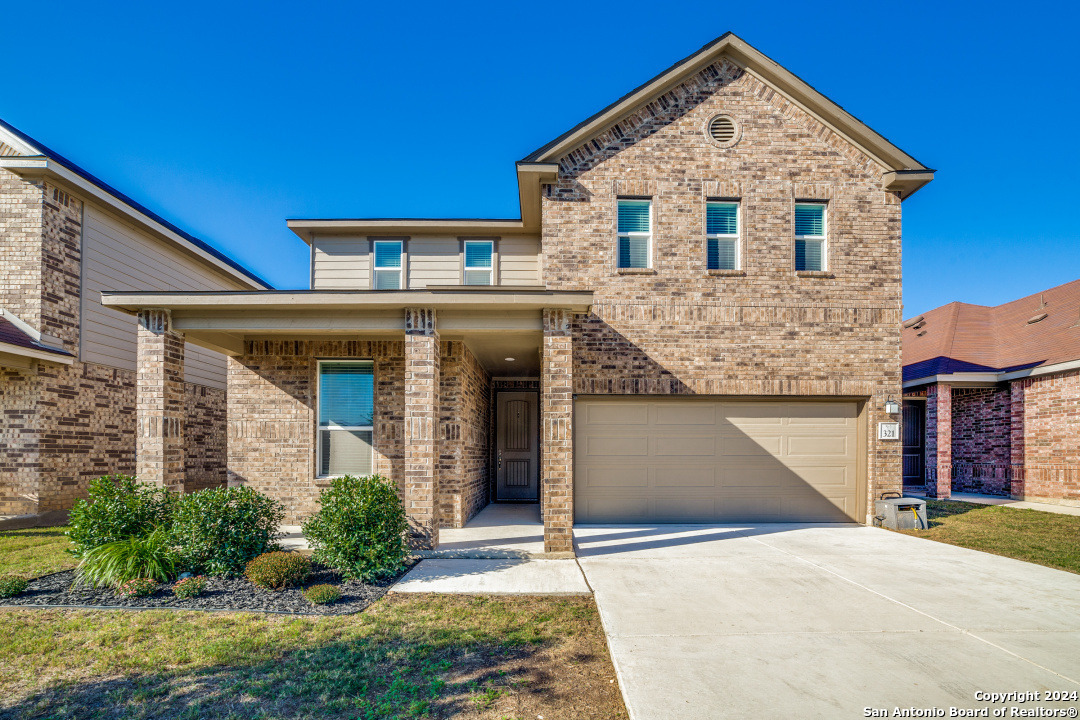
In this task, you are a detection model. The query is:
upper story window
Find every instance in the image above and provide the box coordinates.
[372,240,403,289]
[794,203,826,271]
[317,361,374,477]
[463,240,494,285]
[706,201,739,270]
[617,198,652,269]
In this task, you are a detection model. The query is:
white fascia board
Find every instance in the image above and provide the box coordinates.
[0,341,74,365]
[0,157,267,290]
[903,359,1080,389]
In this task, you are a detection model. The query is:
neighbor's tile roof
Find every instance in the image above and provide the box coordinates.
[0,315,73,357]
[903,278,1080,382]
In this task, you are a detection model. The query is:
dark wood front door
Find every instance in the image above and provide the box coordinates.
[902,400,925,486]
[496,392,539,501]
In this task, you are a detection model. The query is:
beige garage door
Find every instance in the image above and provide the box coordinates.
[574,398,861,523]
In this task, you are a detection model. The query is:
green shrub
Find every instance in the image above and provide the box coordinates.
[115,578,157,598]
[303,583,341,605]
[244,551,311,590]
[67,475,176,556]
[172,575,207,599]
[302,475,408,581]
[0,576,29,598]
[169,486,284,576]
[76,527,177,588]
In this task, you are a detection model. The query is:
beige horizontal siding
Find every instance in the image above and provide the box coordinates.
[312,238,369,289]
[310,235,542,288]
[81,204,247,389]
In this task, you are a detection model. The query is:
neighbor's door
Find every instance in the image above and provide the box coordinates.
[902,401,925,487]
[496,392,539,501]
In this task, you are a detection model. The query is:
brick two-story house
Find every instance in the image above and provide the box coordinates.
[0,119,269,520]
[102,33,934,552]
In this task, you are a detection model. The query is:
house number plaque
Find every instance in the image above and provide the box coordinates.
[877,422,900,441]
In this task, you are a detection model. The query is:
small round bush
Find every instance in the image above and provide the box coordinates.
[0,576,29,599]
[303,584,341,606]
[116,578,157,598]
[169,486,284,577]
[67,475,176,556]
[244,552,311,590]
[173,575,207,599]
[302,475,408,582]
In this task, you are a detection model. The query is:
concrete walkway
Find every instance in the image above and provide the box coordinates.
[391,558,590,595]
[575,523,1080,720]
[918,491,1080,517]
[424,503,548,558]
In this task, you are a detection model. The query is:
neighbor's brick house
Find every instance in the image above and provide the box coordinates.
[902,279,1080,506]
[0,120,269,518]
[104,33,934,552]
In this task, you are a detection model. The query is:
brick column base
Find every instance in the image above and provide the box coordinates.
[136,309,186,492]
[404,308,439,549]
[925,383,952,499]
[541,308,574,553]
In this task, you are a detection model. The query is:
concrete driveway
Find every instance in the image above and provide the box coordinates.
[574,523,1080,720]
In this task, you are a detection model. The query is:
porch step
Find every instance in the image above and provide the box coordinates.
[416,549,576,560]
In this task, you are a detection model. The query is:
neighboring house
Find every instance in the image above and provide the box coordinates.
[0,119,270,519]
[102,32,934,552]
[902,279,1080,506]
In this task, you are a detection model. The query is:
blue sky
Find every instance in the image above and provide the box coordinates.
[3,1,1077,315]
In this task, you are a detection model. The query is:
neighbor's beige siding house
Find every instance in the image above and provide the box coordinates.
[0,119,270,520]
[103,33,934,552]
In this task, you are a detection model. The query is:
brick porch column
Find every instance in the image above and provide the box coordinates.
[925,383,952,499]
[404,307,439,549]
[1009,379,1026,499]
[136,309,186,492]
[541,308,574,553]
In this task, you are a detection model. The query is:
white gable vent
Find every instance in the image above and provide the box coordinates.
[706,115,739,147]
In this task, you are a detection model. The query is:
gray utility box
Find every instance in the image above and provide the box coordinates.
[874,497,929,530]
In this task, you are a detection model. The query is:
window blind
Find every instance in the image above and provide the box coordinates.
[464,241,493,285]
[617,200,651,233]
[706,202,738,236]
[707,238,738,271]
[319,429,373,477]
[373,241,402,268]
[795,239,824,271]
[794,204,825,237]
[618,236,649,269]
[319,362,374,428]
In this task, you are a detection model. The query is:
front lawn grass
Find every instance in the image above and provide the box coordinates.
[0,526,75,579]
[0,594,627,720]
[898,500,1080,574]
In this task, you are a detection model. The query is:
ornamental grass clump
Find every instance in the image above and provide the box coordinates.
[244,551,311,590]
[76,527,177,588]
[302,474,408,582]
[302,584,341,606]
[172,575,207,599]
[115,578,158,598]
[0,576,29,598]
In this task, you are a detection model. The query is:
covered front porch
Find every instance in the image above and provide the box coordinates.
[101,288,591,553]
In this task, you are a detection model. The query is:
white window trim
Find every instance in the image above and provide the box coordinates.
[372,239,404,290]
[463,239,495,286]
[616,198,653,269]
[705,200,741,271]
[316,359,375,479]
[794,202,828,272]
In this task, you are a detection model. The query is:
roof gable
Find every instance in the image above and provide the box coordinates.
[523,33,931,183]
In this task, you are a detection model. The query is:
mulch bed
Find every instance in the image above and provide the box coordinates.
[2,561,417,616]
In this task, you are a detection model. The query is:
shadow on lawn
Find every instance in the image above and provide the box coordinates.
[0,632,587,720]
[922,499,985,527]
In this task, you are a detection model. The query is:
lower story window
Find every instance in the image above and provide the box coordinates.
[318,361,374,477]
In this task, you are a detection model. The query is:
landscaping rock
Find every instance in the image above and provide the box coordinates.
[2,563,415,615]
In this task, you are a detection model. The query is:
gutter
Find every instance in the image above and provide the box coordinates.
[903,358,1080,388]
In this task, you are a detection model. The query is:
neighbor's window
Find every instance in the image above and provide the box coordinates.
[706,201,739,270]
[318,361,374,477]
[617,198,652,269]
[463,240,494,286]
[373,240,403,289]
[794,203,826,271]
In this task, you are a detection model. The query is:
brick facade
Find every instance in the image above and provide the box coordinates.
[540,60,904,517]
[438,341,491,528]
[541,308,574,552]
[404,308,439,547]
[0,171,228,517]
[907,370,1079,505]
